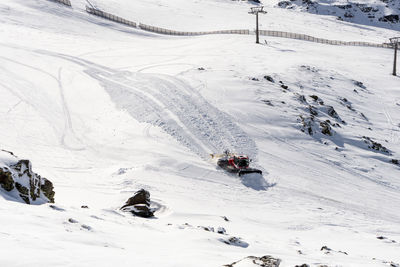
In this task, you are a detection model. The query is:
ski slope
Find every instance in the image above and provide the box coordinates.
[1,0,400,266]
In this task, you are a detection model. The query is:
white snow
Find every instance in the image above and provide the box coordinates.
[0,0,400,266]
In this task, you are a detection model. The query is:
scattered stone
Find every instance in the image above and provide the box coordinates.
[220,236,249,248]
[222,216,230,222]
[321,245,332,254]
[68,218,78,223]
[264,75,275,83]
[197,67,205,71]
[217,227,227,235]
[295,264,309,267]
[251,77,259,81]
[81,205,89,209]
[81,224,92,231]
[377,236,387,240]
[297,250,303,254]
[199,226,214,232]
[362,136,391,155]
[120,189,154,218]
[262,99,274,106]
[353,80,366,89]
[224,255,281,267]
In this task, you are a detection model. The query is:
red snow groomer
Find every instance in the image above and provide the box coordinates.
[212,151,262,176]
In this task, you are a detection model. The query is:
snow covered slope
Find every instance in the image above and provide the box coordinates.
[0,0,400,266]
[275,0,400,31]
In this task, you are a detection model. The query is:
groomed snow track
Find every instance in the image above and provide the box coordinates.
[35,51,258,159]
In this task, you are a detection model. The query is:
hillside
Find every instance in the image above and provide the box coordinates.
[0,0,400,266]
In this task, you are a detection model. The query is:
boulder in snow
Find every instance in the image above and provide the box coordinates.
[121,189,154,218]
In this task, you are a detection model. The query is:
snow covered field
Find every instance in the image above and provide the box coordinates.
[1,0,400,266]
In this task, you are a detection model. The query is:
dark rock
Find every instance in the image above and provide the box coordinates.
[68,218,78,223]
[81,224,92,231]
[353,80,366,89]
[377,236,387,240]
[278,1,292,8]
[321,245,332,252]
[121,189,154,218]
[198,67,205,70]
[128,204,154,218]
[281,84,288,90]
[309,95,319,101]
[0,168,14,191]
[264,75,275,83]
[222,216,230,222]
[379,14,399,23]
[391,159,399,165]
[295,264,310,267]
[122,189,150,208]
[81,205,89,209]
[217,227,226,235]
[199,226,214,232]
[41,178,55,203]
[327,106,340,120]
[320,121,332,136]
[251,77,259,81]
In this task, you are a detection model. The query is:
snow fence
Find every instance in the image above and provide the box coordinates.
[259,30,392,48]
[86,6,137,28]
[139,23,250,36]
[83,5,391,49]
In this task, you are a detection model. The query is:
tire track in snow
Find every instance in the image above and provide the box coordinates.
[0,55,84,151]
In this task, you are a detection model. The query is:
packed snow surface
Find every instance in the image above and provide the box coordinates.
[1,0,400,266]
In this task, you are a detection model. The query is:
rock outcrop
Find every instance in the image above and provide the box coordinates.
[121,189,154,218]
[0,150,55,204]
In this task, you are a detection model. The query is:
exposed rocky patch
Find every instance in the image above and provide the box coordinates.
[276,0,400,30]
[224,255,281,267]
[120,189,155,218]
[0,149,55,204]
[362,136,391,155]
